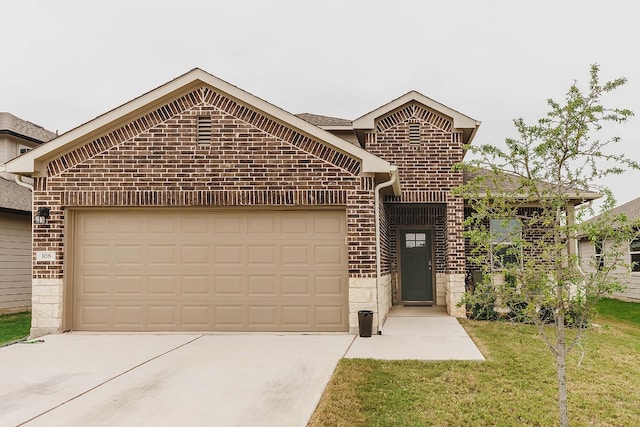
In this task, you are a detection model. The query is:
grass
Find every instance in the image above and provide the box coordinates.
[310,299,640,426]
[0,312,31,346]
[597,297,640,325]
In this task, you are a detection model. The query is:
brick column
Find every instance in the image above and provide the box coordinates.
[446,192,466,317]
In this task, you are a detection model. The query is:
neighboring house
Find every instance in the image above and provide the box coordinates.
[0,113,56,314]
[579,197,640,301]
[2,69,594,337]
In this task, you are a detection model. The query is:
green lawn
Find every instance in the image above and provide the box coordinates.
[310,299,640,426]
[0,312,31,346]
[597,297,640,325]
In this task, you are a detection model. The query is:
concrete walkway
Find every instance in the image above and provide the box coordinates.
[345,306,485,361]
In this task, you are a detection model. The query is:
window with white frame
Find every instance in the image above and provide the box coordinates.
[630,238,640,273]
[490,219,522,270]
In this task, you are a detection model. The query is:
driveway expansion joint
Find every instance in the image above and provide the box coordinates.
[16,335,204,426]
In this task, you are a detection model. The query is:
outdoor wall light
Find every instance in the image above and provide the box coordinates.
[35,207,50,225]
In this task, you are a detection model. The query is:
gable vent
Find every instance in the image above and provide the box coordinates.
[409,123,420,145]
[197,116,212,144]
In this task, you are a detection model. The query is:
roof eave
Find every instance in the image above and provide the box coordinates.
[468,192,602,205]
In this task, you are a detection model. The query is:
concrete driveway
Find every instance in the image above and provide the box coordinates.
[0,334,354,427]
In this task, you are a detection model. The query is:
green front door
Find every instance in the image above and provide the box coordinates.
[400,229,434,303]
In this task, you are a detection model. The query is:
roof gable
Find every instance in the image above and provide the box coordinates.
[5,69,391,177]
[352,91,481,145]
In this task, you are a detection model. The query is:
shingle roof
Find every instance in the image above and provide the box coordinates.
[0,112,57,143]
[586,196,640,223]
[463,169,601,203]
[295,113,352,127]
[0,177,31,212]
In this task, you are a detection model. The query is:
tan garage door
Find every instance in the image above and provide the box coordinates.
[73,209,348,332]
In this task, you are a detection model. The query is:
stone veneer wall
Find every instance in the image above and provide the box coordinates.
[347,274,392,334]
[31,279,63,335]
[446,273,466,317]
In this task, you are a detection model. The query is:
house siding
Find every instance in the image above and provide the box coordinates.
[31,86,378,335]
[0,212,31,313]
[580,238,640,301]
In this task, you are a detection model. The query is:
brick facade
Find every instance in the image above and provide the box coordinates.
[33,88,377,281]
[363,103,467,312]
[21,72,481,335]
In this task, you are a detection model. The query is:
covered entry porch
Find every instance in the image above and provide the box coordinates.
[384,203,466,316]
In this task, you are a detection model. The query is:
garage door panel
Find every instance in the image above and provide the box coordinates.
[315,276,346,296]
[181,245,210,265]
[148,245,177,266]
[315,245,346,265]
[281,276,310,295]
[182,276,210,295]
[74,210,348,332]
[79,215,111,235]
[114,306,144,327]
[180,215,210,233]
[281,246,310,265]
[248,245,276,264]
[280,216,308,234]
[248,275,277,295]
[215,245,243,265]
[148,276,178,296]
[214,216,242,234]
[113,215,145,235]
[316,305,346,327]
[182,305,210,327]
[248,305,277,327]
[81,245,110,265]
[148,215,177,234]
[215,305,244,327]
[281,306,311,326]
[114,276,144,295]
[78,305,110,327]
[148,305,177,327]
[114,245,144,265]
[248,215,276,234]
[314,215,345,235]
[215,275,244,295]
[79,275,111,295]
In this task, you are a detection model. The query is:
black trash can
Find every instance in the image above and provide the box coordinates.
[358,310,373,337]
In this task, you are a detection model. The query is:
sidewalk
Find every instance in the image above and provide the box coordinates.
[344,306,485,361]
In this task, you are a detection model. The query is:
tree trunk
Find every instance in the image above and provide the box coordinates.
[556,300,569,427]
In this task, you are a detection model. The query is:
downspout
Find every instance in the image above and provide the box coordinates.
[1,165,34,191]
[374,166,398,334]
[14,174,34,191]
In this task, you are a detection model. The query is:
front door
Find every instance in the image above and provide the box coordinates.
[399,229,434,304]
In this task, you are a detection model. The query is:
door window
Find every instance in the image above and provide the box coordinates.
[405,233,426,248]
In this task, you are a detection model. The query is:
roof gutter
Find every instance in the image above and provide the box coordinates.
[374,166,399,334]
[0,164,33,209]
[14,174,34,191]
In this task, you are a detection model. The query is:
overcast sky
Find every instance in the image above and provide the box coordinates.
[2,0,638,208]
